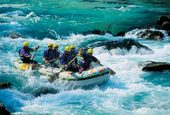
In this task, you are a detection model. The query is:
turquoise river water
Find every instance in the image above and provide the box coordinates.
[0,0,170,114]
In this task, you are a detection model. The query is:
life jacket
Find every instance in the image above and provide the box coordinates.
[43,49,54,61]
[60,52,74,65]
[53,49,60,59]
[18,48,25,60]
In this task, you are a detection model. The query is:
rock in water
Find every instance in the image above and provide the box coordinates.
[0,82,11,89]
[136,29,164,40]
[9,32,22,39]
[157,15,170,26]
[115,31,126,36]
[0,103,10,115]
[140,61,170,72]
[162,22,170,31]
[157,15,170,35]
[82,29,113,35]
[86,39,153,53]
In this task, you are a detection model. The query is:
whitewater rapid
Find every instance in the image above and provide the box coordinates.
[0,32,170,114]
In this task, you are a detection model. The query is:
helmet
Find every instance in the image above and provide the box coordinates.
[23,41,29,46]
[64,46,71,52]
[48,43,53,47]
[53,43,59,48]
[87,48,93,54]
[70,45,75,49]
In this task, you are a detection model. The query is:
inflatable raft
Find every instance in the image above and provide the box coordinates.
[39,66,114,87]
[14,61,39,71]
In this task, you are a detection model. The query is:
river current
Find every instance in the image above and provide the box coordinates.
[0,0,170,114]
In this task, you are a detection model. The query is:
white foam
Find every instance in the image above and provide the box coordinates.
[25,12,37,18]
[0,32,170,114]
[111,5,142,12]
[0,4,29,8]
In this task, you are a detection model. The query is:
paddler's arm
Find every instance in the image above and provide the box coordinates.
[29,46,39,52]
[31,46,39,52]
[59,54,68,69]
[43,50,49,64]
[43,58,48,64]
[60,64,68,70]
[20,49,31,58]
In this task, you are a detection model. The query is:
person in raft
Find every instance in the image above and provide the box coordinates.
[76,48,86,73]
[60,46,79,72]
[70,45,78,65]
[70,45,78,57]
[83,48,101,69]
[43,43,55,64]
[52,43,60,67]
[18,41,39,64]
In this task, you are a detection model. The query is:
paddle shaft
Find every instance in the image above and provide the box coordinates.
[68,55,78,66]
[31,46,39,60]
[27,46,39,71]
[47,57,59,64]
[48,54,78,66]
[45,50,62,64]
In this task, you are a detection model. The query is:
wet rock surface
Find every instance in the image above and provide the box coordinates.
[0,82,11,89]
[140,61,170,72]
[82,29,113,35]
[9,32,22,39]
[115,31,126,37]
[157,15,170,27]
[0,103,10,115]
[157,15,170,35]
[136,29,164,40]
[85,39,153,53]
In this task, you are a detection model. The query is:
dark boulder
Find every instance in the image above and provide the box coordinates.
[85,39,153,53]
[140,61,170,72]
[157,16,170,34]
[82,29,113,35]
[136,29,164,40]
[106,30,113,35]
[0,82,11,89]
[0,103,10,115]
[9,32,22,39]
[162,21,170,31]
[82,29,105,35]
[115,31,126,36]
[157,15,170,26]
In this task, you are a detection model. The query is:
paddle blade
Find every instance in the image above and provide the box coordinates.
[48,73,59,83]
[109,69,116,75]
[48,68,63,83]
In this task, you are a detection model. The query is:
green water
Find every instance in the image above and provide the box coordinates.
[1,0,170,38]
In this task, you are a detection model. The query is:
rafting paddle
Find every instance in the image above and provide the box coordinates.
[27,46,39,71]
[31,46,39,60]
